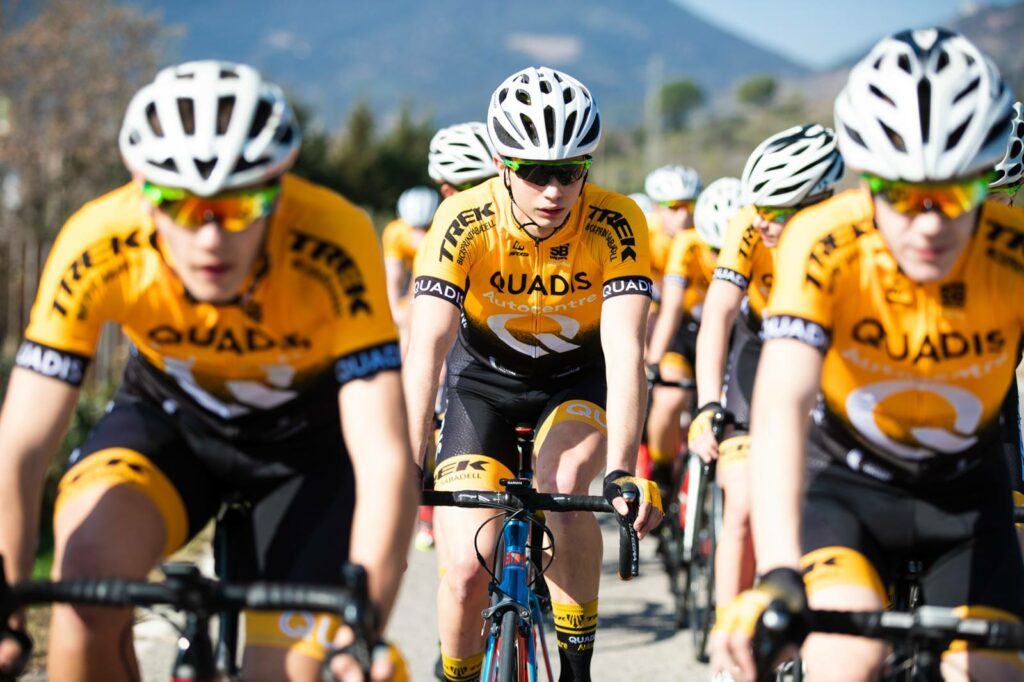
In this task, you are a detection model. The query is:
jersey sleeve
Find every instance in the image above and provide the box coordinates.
[411,194,483,309]
[713,205,758,291]
[593,194,653,300]
[18,192,136,385]
[328,206,403,385]
[761,210,836,353]
[381,220,407,262]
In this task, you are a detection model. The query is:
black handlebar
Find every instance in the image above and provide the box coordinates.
[618,483,640,581]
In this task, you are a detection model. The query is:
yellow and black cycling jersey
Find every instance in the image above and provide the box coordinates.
[764,188,1024,463]
[17,174,399,438]
[713,205,774,326]
[647,212,672,285]
[414,176,653,380]
[663,228,716,320]
[382,218,426,272]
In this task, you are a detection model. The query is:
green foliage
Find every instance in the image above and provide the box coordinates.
[736,75,778,107]
[660,79,704,131]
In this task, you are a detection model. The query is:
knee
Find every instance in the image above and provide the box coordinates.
[801,634,886,681]
[443,548,492,604]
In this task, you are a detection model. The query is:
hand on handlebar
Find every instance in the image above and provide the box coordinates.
[711,567,808,682]
[0,620,32,682]
[602,470,664,539]
[325,629,409,682]
[688,402,734,464]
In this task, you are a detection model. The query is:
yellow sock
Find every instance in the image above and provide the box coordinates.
[552,599,598,679]
[440,652,483,682]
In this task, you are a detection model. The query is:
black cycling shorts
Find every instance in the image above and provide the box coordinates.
[661,315,699,383]
[434,344,607,491]
[721,315,762,431]
[801,452,1024,621]
[57,386,354,585]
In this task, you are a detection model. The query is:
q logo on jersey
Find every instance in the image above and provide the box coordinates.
[487,314,581,356]
[845,380,982,460]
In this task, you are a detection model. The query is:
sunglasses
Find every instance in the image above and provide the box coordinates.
[502,157,592,186]
[754,205,800,223]
[862,173,990,219]
[989,183,1022,200]
[657,199,695,211]
[142,182,281,232]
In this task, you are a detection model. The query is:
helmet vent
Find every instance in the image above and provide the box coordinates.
[145,103,164,137]
[953,77,980,104]
[540,80,552,94]
[219,69,238,79]
[1012,140,1023,158]
[936,50,950,72]
[194,158,216,179]
[879,120,907,152]
[521,113,540,146]
[1011,163,1023,177]
[563,112,577,145]
[945,118,969,151]
[152,158,177,172]
[217,97,235,135]
[275,124,294,145]
[842,123,867,148]
[516,89,531,106]
[897,54,912,74]
[917,78,931,143]
[491,118,523,150]
[983,111,1013,148]
[543,106,555,147]
[177,99,195,135]
[248,100,273,139]
[563,87,574,104]
[869,85,895,107]
[579,113,600,147]
[1016,120,1024,137]
[232,156,270,174]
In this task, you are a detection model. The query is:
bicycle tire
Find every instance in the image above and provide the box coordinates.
[689,479,717,662]
[497,610,521,682]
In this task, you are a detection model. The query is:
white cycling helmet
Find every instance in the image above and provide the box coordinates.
[487,66,601,160]
[397,186,440,228]
[428,122,498,187]
[992,101,1024,188]
[644,165,702,202]
[694,177,742,251]
[120,61,300,197]
[835,28,1013,181]
[627,192,654,214]
[742,124,844,207]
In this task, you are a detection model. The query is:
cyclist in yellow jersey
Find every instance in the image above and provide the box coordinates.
[689,125,843,659]
[715,29,1024,682]
[0,61,415,682]
[646,177,739,500]
[383,186,440,326]
[403,66,663,682]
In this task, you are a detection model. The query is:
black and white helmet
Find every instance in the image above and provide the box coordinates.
[741,124,844,207]
[644,165,702,202]
[992,101,1024,188]
[487,67,601,161]
[428,122,498,186]
[119,61,300,196]
[694,177,741,251]
[397,186,440,229]
[835,28,1013,181]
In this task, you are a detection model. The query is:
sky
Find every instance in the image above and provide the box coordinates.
[675,0,1022,69]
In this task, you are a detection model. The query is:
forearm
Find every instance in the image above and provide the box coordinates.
[401,300,457,466]
[0,454,50,580]
[647,286,684,364]
[749,341,819,571]
[602,297,650,473]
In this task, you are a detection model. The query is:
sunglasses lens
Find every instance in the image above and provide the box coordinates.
[870,177,986,218]
[659,200,694,211]
[755,206,796,222]
[507,159,589,186]
[145,184,279,231]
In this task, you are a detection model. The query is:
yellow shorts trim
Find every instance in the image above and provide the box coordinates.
[659,352,695,383]
[245,610,339,660]
[535,400,608,451]
[434,454,515,492]
[944,606,1024,666]
[1014,491,1024,529]
[718,435,750,473]
[800,546,887,602]
[55,448,188,557]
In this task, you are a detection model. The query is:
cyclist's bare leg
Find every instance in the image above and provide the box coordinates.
[714,457,756,612]
[799,586,887,682]
[646,379,692,473]
[534,421,606,605]
[49,484,167,682]
[942,650,1024,681]
[243,647,319,682]
[434,506,501,656]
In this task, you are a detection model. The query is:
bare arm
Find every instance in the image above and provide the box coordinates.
[0,368,79,581]
[748,339,823,571]
[339,369,417,628]
[694,279,744,406]
[601,294,651,475]
[384,261,407,325]
[646,281,685,364]
[402,296,459,467]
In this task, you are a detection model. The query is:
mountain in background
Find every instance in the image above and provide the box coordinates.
[126,0,807,128]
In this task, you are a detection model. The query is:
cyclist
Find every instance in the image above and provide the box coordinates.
[383,185,440,326]
[642,165,702,495]
[403,66,663,682]
[428,121,499,199]
[714,29,1024,681]
[689,124,843,657]
[645,177,740,504]
[0,61,415,682]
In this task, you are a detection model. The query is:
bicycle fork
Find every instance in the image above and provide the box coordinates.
[482,516,539,681]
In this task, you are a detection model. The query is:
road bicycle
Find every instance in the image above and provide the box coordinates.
[423,425,641,682]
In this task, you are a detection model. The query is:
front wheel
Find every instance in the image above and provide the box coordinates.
[496,610,522,682]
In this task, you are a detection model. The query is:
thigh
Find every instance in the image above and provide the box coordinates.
[55,392,220,565]
[535,372,607,495]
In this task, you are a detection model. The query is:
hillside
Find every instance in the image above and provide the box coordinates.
[125,0,807,127]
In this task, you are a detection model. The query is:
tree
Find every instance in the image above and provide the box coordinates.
[736,75,778,108]
[660,79,704,131]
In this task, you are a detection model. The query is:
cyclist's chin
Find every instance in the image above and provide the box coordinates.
[529,207,569,229]
[178,268,246,303]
